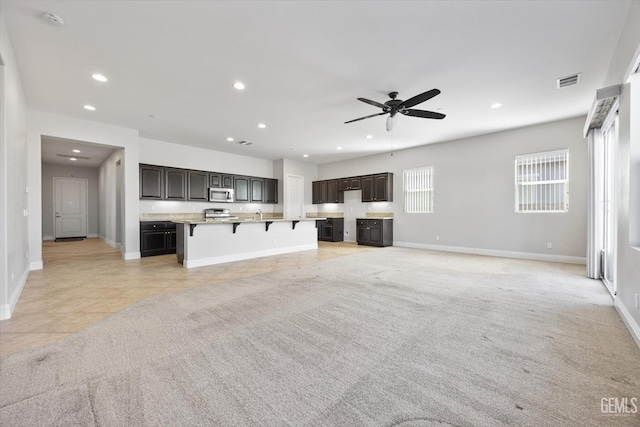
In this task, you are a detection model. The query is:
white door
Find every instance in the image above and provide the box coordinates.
[54,177,88,238]
[601,114,617,293]
[285,175,304,218]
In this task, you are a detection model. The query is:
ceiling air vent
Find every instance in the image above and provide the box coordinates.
[557,73,581,89]
[56,153,90,160]
[236,140,253,146]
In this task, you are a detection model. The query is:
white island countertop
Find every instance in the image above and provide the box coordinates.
[174,217,324,268]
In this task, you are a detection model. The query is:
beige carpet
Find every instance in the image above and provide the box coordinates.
[1,247,638,426]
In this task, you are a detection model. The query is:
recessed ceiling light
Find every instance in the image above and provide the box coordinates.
[233,82,245,90]
[91,73,108,82]
[83,105,96,111]
[258,123,266,129]
[303,154,309,158]
[42,12,64,26]
[337,147,342,150]
[69,157,77,161]
[226,137,234,142]
[490,103,502,109]
[72,149,81,153]
[366,135,373,139]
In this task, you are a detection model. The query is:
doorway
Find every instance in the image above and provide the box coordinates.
[53,177,88,239]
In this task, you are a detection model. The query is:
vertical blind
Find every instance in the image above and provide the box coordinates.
[515,149,569,212]
[403,167,433,213]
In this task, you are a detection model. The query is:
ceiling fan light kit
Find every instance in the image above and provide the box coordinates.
[345,89,445,131]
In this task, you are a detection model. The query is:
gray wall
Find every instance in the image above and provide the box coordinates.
[319,116,588,261]
[606,0,640,344]
[41,163,99,239]
[0,10,30,320]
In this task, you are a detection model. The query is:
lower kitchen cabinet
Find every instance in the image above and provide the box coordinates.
[317,218,344,242]
[356,218,393,247]
[140,221,177,257]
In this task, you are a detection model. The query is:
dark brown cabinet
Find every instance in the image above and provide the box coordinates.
[140,165,164,199]
[210,173,234,188]
[313,173,391,204]
[251,178,264,202]
[362,173,393,202]
[326,179,343,203]
[264,179,278,203]
[317,218,344,242]
[187,170,209,201]
[139,164,277,203]
[356,218,393,247]
[234,176,250,202]
[140,221,177,257]
[312,180,328,204]
[165,168,187,200]
[339,176,362,191]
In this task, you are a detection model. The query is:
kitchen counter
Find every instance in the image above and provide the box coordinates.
[174,218,324,268]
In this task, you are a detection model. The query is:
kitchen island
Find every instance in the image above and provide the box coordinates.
[173,218,322,268]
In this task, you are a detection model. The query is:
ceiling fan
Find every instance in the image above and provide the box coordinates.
[345,89,445,131]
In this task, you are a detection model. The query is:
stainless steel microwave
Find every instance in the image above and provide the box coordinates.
[209,187,234,203]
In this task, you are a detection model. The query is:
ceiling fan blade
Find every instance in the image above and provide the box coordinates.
[403,109,446,120]
[357,98,389,110]
[344,112,387,124]
[400,89,441,109]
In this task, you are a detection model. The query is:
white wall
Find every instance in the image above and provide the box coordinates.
[41,163,99,239]
[27,111,140,265]
[605,0,640,346]
[98,149,124,247]
[319,116,588,262]
[138,137,279,216]
[0,11,29,320]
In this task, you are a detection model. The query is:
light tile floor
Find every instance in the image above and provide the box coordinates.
[0,238,371,356]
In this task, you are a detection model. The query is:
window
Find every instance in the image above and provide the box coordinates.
[403,167,433,213]
[515,149,569,213]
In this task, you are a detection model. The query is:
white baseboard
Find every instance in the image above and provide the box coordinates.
[184,243,318,269]
[123,251,141,260]
[0,264,30,320]
[43,235,54,241]
[615,298,640,350]
[88,233,98,238]
[393,241,586,265]
[30,260,43,270]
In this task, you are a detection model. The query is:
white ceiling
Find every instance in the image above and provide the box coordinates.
[40,135,116,168]
[2,0,632,165]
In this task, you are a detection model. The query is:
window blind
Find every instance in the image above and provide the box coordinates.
[515,149,569,212]
[403,167,433,213]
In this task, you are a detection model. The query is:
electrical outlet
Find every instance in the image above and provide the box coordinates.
[547,242,553,249]
[436,235,440,241]
[25,251,29,260]
[635,293,639,309]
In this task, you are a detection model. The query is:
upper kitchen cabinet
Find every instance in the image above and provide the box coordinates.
[339,176,362,191]
[165,168,187,200]
[140,164,164,199]
[361,173,393,202]
[264,179,278,204]
[326,179,343,203]
[312,180,328,204]
[250,178,264,202]
[209,173,234,188]
[234,176,250,202]
[187,170,209,201]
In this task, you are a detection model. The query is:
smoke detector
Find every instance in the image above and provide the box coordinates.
[42,12,64,26]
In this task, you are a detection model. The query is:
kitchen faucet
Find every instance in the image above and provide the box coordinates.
[256,209,263,220]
